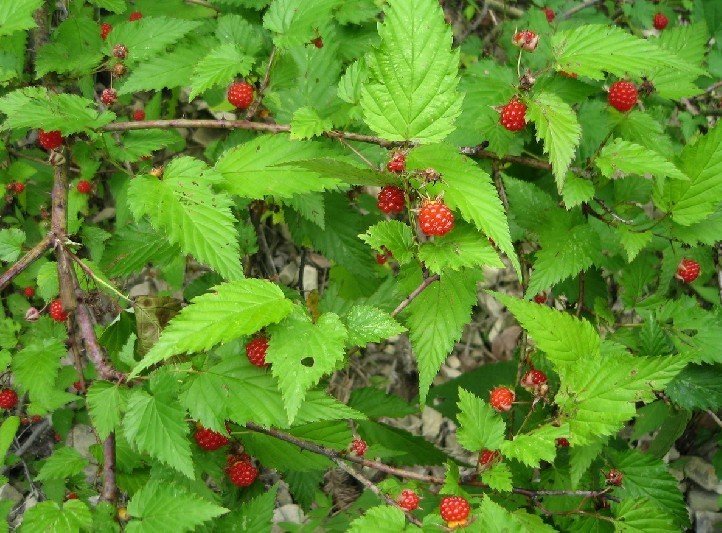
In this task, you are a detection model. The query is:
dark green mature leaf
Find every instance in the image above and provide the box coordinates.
[101,223,181,278]
[348,388,417,419]
[666,364,722,410]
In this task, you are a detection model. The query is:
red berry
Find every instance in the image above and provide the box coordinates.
[100,22,112,40]
[38,129,63,150]
[533,292,547,304]
[227,452,250,467]
[500,98,527,132]
[0,389,18,410]
[66,492,78,500]
[653,13,669,30]
[351,438,367,456]
[112,44,127,59]
[227,459,258,487]
[227,82,254,110]
[397,489,420,511]
[76,180,92,194]
[608,81,638,112]
[132,109,146,121]
[23,287,35,298]
[606,468,623,486]
[419,200,454,236]
[512,30,539,51]
[194,426,229,451]
[544,7,555,22]
[676,258,700,283]
[521,369,547,387]
[101,88,117,105]
[439,496,470,524]
[386,152,406,173]
[490,386,515,412]
[245,337,269,367]
[10,182,25,194]
[31,415,42,423]
[376,253,388,265]
[556,437,570,447]
[48,299,69,322]
[73,380,84,392]
[478,449,501,468]
[129,11,142,21]
[311,37,323,48]
[377,186,405,214]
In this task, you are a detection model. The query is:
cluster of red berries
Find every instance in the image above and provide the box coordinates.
[76,180,92,195]
[439,495,470,526]
[350,437,367,456]
[512,30,539,51]
[386,152,406,173]
[676,258,700,283]
[194,426,230,451]
[499,98,527,132]
[0,389,18,410]
[227,455,259,487]
[377,185,405,215]
[6,182,25,194]
[478,449,501,469]
[245,336,269,367]
[38,129,63,151]
[489,386,515,412]
[397,489,420,511]
[48,299,69,322]
[227,81,255,110]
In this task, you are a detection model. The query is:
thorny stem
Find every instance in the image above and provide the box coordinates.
[391,274,441,317]
[0,234,53,291]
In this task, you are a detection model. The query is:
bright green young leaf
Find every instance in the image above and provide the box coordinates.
[127,160,242,281]
[290,106,333,140]
[343,305,406,347]
[360,220,415,265]
[455,389,506,452]
[263,0,341,48]
[561,174,595,209]
[596,139,688,181]
[118,44,206,95]
[20,500,92,533]
[126,480,228,532]
[0,0,43,37]
[477,497,556,533]
[0,228,25,262]
[101,223,181,278]
[123,390,195,479]
[36,447,88,481]
[618,227,653,263]
[130,279,292,377]
[500,424,569,468]
[361,0,462,143]
[612,499,679,533]
[267,308,348,422]
[86,381,127,441]
[348,505,407,532]
[0,416,19,467]
[104,17,202,65]
[229,485,279,531]
[189,45,254,100]
[405,269,482,402]
[418,224,503,274]
[528,92,581,189]
[480,462,513,493]
[11,339,65,401]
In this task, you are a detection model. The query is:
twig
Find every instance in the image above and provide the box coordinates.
[704,80,722,94]
[0,420,51,474]
[332,458,424,528]
[560,0,601,20]
[485,0,523,18]
[0,234,53,291]
[73,298,127,382]
[706,410,722,430]
[576,271,585,317]
[101,434,118,502]
[391,274,441,317]
[249,205,278,278]
[185,0,219,10]
[65,248,133,304]
[246,47,277,120]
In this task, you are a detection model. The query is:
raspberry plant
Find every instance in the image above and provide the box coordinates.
[0,0,720,531]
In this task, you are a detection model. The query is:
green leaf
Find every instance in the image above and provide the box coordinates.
[611,450,688,527]
[20,500,92,533]
[0,87,114,134]
[596,139,688,181]
[86,381,127,441]
[104,17,202,65]
[490,292,600,377]
[105,130,184,163]
[188,45,254,100]
[290,106,333,140]
[11,339,65,400]
[406,269,481,402]
[500,424,568,468]
[480,462,513,492]
[101,223,181,278]
[127,157,243,281]
[360,220,416,265]
[477,497,556,533]
[215,134,339,199]
[552,24,706,80]
[455,389,506,452]
[263,0,341,48]
[36,447,88,481]
[618,227,653,263]
[348,505,407,533]
[130,279,292,378]
[0,228,24,262]
[360,0,462,143]
[666,364,722,410]
[528,92,581,189]
[123,390,194,479]
[0,0,43,37]
[229,485,278,531]
[118,44,206,95]
[668,122,722,225]
[344,305,406,347]
[0,416,19,467]
[526,223,599,297]
[88,0,125,12]
[612,499,679,533]
[570,442,604,488]
[649,24,709,100]
[126,479,228,533]
[267,309,348,422]
[561,174,595,209]
[408,144,519,277]
[349,388,417,419]
[418,224,503,274]
[35,16,104,78]
[295,158,395,187]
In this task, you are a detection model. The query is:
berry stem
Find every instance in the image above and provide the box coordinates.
[245,46,277,120]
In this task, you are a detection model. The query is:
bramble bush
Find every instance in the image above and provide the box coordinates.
[0,0,721,531]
